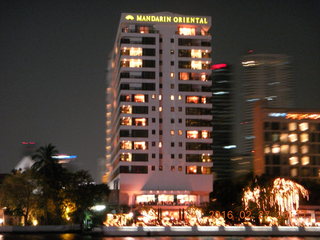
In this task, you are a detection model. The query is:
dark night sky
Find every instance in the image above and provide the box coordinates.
[1,0,319,181]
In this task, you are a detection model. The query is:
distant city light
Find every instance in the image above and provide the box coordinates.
[213,91,229,95]
[223,145,237,149]
[21,141,36,145]
[242,60,256,67]
[286,113,320,120]
[91,204,106,211]
[211,63,227,70]
[52,155,77,159]
[268,113,287,117]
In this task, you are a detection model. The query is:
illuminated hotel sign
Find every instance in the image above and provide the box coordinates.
[125,14,209,24]
[268,112,320,120]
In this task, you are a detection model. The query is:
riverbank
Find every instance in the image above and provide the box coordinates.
[0,225,80,233]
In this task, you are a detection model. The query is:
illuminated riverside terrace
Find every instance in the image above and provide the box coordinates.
[105,12,213,216]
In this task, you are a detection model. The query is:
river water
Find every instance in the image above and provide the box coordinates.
[0,234,318,240]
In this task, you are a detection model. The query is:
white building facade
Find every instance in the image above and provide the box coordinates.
[105,12,213,207]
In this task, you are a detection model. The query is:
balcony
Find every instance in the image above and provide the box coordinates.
[178,61,211,70]
[179,84,212,92]
[120,71,155,79]
[178,38,211,47]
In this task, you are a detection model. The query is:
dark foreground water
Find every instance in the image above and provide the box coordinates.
[0,234,318,240]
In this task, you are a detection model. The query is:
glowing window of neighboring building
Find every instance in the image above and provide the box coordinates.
[201,166,211,174]
[151,94,156,99]
[120,153,132,162]
[191,61,202,70]
[301,145,309,154]
[180,72,189,80]
[134,118,147,126]
[201,130,209,139]
[300,133,309,142]
[129,59,142,68]
[201,97,207,104]
[288,134,298,142]
[159,95,162,100]
[299,122,309,131]
[289,122,297,131]
[178,130,183,135]
[136,195,155,204]
[280,133,288,142]
[186,96,199,104]
[301,156,310,165]
[291,168,298,177]
[121,117,132,125]
[178,95,182,100]
[159,106,162,112]
[170,130,175,136]
[272,144,280,154]
[159,142,162,148]
[191,49,202,58]
[187,130,199,139]
[289,156,299,165]
[290,145,298,154]
[121,105,132,113]
[170,72,175,78]
[139,26,150,33]
[280,145,289,154]
[201,154,212,162]
[187,166,197,174]
[134,94,145,102]
[158,194,174,203]
[170,95,175,100]
[179,27,196,36]
[264,146,271,154]
[177,195,197,204]
[121,141,132,150]
[200,73,207,81]
[129,47,142,56]
[133,141,147,150]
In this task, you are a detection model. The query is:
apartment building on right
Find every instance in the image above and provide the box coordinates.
[253,101,320,180]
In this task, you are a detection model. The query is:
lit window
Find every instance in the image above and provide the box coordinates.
[201,130,209,139]
[280,133,288,142]
[299,122,309,131]
[200,73,207,81]
[121,105,132,114]
[151,94,156,99]
[178,95,182,100]
[178,27,196,36]
[129,59,142,68]
[186,96,199,104]
[288,134,298,142]
[272,144,280,154]
[134,94,145,102]
[121,117,132,125]
[158,95,162,100]
[139,26,150,33]
[289,156,299,165]
[133,141,147,150]
[300,133,309,142]
[136,195,155,204]
[120,153,132,162]
[201,166,211,174]
[290,145,298,154]
[159,142,162,148]
[291,168,298,177]
[201,154,212,162]
[134,118,147,126]
[121,141,132,150]
[170,130,175,136]
[301,156,310,165]
[128,47,142,56]
[170,72,174,78]
[187,130,199,139]
[201,97,207,104]
[170,95,175,100]
[159,107,162,112]
[191,49,202,58]
[191,61,202,70]
[186,166,197,174]
[158,194,174,203]
[179,72,189,80]
[280,145,289,154]
[301,145,308,154]
[289,122,297,131]
[264,146,271,154]
[178,130,183,135]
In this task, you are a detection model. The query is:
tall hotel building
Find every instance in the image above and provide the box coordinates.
[240,53,294,154]
[105,13,213,207]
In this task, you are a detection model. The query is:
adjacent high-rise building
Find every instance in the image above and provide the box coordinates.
[211,64,235,179]
[105,12,213,209]
[253,101,320,180]
[240,53,294,155]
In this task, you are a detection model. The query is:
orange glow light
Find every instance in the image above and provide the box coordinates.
[286,113,320,120]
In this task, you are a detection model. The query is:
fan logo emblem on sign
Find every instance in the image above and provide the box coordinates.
[125,15,135,20]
